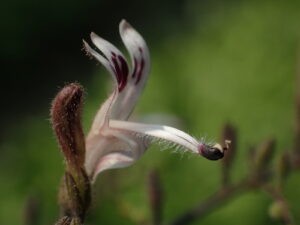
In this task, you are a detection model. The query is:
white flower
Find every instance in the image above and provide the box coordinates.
[83,20,225,182]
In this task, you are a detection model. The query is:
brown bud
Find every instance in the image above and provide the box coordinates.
[220,123,237,185]
[269,201,285,221]
[254,138,275,171]
[148,170,163,225]
[276,153,291,188]
[51,83,85,168]
[222,124,237,166]
[23,195,40,225]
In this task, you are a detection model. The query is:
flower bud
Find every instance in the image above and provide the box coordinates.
[276,153,291,189]
[148,170,163,225]
[269,201,285,221]
[220,123,237,185]
[51,83,85,169]
[221,124,237,167]
[253,138,275,172]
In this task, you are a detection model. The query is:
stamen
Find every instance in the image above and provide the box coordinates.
[198,143,224,160]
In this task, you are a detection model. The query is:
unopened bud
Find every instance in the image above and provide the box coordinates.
[254,138,275,172]
[51,83,85,169]
[220,124,236,185]
[23,195,40,225]
[148,170,163,225]
[221,124,237,167]
[276,153,291,188]
[269,201,286,221]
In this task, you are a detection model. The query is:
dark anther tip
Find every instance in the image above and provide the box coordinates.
[198,144,225,161]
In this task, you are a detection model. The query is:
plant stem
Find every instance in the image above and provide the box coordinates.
[169,181,248,225]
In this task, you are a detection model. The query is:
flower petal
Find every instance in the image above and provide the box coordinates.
[85,127,148,181]
[84,20,151,131]
[114,20,150,120]
[87,91,116,135]
[83,40,116,78]
[92,151,134,179]
[110,120,225,160]
[90,32,130,92]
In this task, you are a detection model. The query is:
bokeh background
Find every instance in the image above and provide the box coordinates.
[1,0,300,224]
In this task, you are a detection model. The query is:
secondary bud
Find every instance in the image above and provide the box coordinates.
[276,153,291,188]
[222,124,237,167]
[220,123,236,185]
[51,83,85,167]
[254,138,275,172]
[148,170,163,225]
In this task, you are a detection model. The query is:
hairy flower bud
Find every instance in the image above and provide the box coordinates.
[51,83,85,168]
[51,84,91,222]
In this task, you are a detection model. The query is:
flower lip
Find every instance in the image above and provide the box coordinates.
[198,143,225,160]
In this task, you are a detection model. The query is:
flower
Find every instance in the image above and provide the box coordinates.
[83,20,226,182]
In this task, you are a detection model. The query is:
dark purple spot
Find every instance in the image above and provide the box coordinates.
[111,56,121,82]
[118,55,129,91]
[138,47,143,53]
[111,53,128,92]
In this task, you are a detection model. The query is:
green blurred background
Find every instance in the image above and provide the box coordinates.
[1,0,300,224]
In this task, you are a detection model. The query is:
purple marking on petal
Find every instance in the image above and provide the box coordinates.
[135,58,145,85]
[118,55,129,80]
[111,52,128,92]
[118,55,129,91]
[138,47,143,53]
[111,55,122,82]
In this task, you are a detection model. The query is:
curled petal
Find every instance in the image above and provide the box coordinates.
[90,32,129,92]
[84,20,151,136]
[93,151,135,179]
[83,40,115,77]
[110,120,225,160]
[119,19,150,85]
[114,20,151,120]
[84,20,151,121]
[83,34,129,92]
